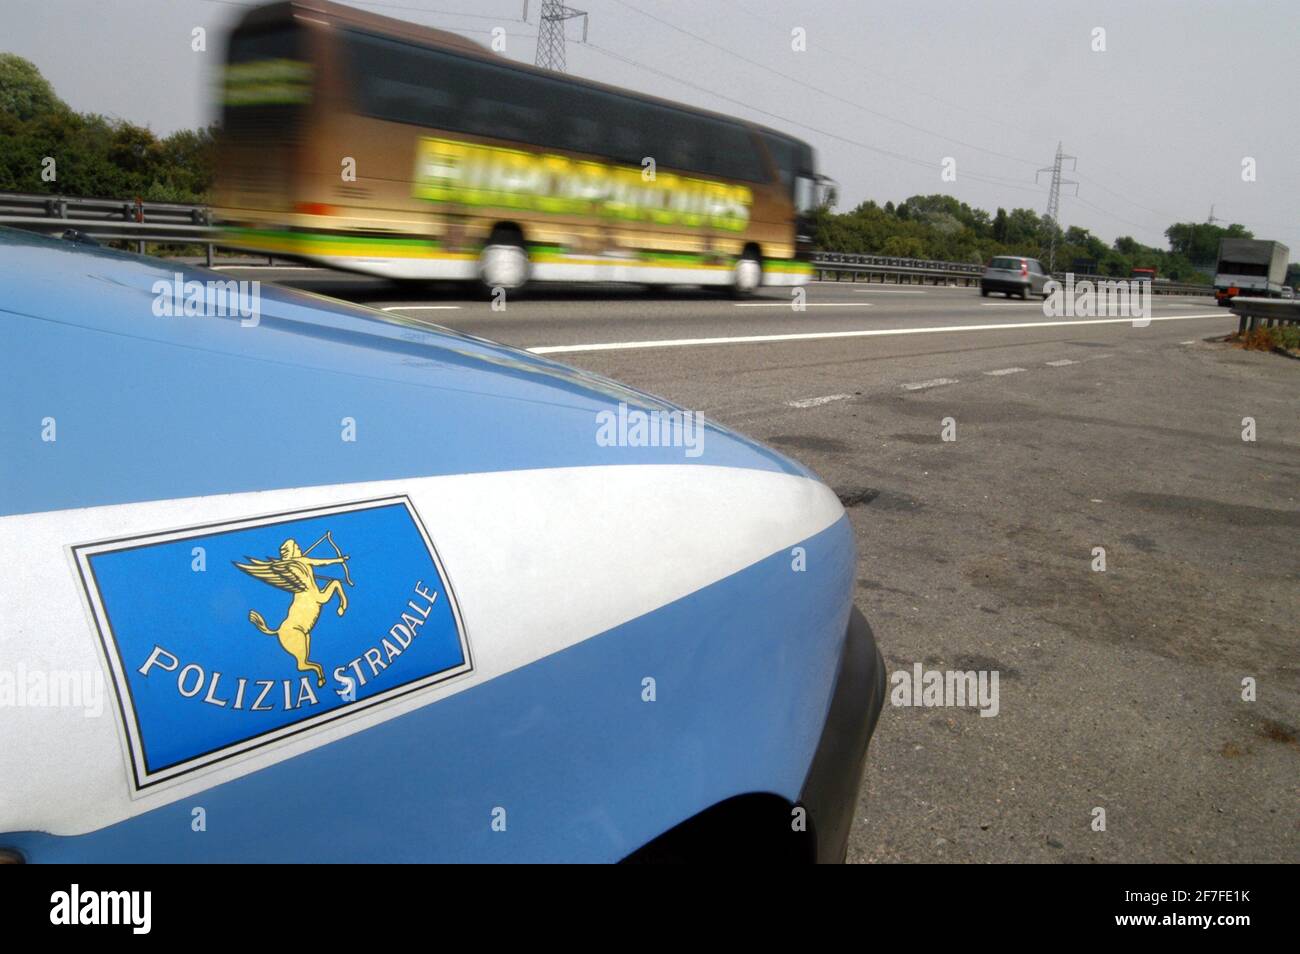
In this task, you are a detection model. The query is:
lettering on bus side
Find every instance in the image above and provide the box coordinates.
[412,137,752,232]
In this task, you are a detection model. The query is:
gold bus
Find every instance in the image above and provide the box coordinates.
[214,0,820,294]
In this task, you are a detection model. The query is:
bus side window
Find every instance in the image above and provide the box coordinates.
[759,132,791,193]
[346,32,464,130]
[565,114,601,154]
[709,122,764,182]
[644,105,697,173]
[461,59,550,145]
[559,85,642,163]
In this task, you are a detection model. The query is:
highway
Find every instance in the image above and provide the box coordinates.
[223,269,1299,863]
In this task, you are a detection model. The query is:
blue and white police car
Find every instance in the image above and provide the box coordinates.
[0,228,884,862]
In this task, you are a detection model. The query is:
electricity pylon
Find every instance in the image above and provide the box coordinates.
[1036,142,1078,273]
[534,0,588,72]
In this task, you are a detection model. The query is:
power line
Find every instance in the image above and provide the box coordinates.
[727,0,1036,141]
[590,7,1178,242]
[192,1,535,40]
[607,0,1043,168]
[582,39,1046,199]
[1073,172,1181,221]
[583,36,1230,249]
[722,0,1271,245]
[577,1,1286,247]
[1068,194,1157,234]
[194,0,523,21]
[319,1,524,21]
[1072,173,1299,240]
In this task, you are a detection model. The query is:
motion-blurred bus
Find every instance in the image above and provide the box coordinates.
[213,0,822,295]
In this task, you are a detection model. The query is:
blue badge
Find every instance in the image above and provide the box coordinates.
[73,496,472,792]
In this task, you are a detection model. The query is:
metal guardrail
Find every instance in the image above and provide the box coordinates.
[809,251,1214,296]
[1229,297,1300,334]
[0,191,1218,294]
[1058,277,1212,296]
[0,192,211,227]
[811,251,983,287]
[0,191,230,264]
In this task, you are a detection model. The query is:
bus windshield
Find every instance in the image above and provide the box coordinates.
[222,25,311,113]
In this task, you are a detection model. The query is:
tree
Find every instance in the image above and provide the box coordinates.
[1165,221,1253,266]
[1003,208,1042,249]
[881,235,927,258]
[0,53,67,121]
[0,57,214,202]
[992,208,1008,242]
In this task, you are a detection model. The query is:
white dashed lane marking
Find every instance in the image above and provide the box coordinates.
[786,393,854,408]
[984,367,1027,376]
[1045,359,1078,366]
[733,302,873,308]
[901,378,959,391]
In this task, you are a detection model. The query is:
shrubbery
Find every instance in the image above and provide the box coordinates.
[1237,325,1300,353]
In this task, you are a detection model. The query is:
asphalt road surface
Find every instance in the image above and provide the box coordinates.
[226,268,1300,863]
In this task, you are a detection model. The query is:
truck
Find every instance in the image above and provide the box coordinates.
[1214,239,1290,306]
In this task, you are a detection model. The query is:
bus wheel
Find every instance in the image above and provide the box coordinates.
[479,238,529,295]
[731,252,762,298]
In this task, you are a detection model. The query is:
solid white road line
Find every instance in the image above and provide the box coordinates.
[850,289,928,294]
[810,280,952,287]
[1045,359,1078,366]
[902,378,959,391]
[981,300,1208,309]
[527,313,1225,355]
[786,393,854,408]
[380,305,462,311]
[732,302,873,308]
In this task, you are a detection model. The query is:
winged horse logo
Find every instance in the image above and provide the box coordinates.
[234,531,353,687]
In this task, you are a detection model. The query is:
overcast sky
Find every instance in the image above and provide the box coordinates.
[6,0,1298,249]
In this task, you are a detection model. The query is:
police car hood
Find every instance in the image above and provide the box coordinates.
[0,227,820,514]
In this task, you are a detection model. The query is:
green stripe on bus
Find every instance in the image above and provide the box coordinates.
[224,227,809,271]
[222,228,443,250]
